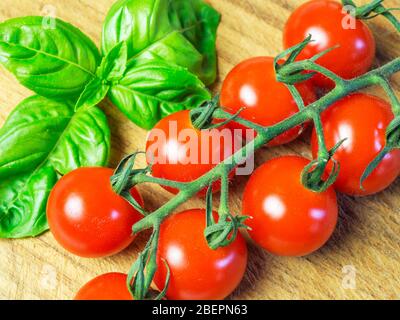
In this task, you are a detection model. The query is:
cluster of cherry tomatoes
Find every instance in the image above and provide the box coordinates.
[46,0,400,300]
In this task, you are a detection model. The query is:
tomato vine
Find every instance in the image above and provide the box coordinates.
[111,33,400,298]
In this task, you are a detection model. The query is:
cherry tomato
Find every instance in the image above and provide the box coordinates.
[146,110,239,194]
[220,57,316,146]
[47,167,143,258]
[75,273,133,300]
[283,0,376,90]
[153,209,248,300]
[311,93,400,196]
[242,156,338,257]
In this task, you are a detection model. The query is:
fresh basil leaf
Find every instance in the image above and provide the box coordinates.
[0,95,110,238]
[109,59,211,130]
[101,0,220,85]
[133,30,203,75]
[0,17,100,99]
[169,0,221,85]
[101,0,174,59]
[97,41,128,82]
[76,42,129,110]
[0,167,57,239]
[75,78,110,111]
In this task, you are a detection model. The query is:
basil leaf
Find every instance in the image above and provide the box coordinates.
[76,42,129,110]
[101,0,220,85]
[109,59,211,130]
[0,17,100,99]
[75,78,110,111]
[132,30,203,75]
[0,95,110,238]
[97,41,128,82]
[169,0,221,85]
[0,168,57,239]
[101,0,174,59]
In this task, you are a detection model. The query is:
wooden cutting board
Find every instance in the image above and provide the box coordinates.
[0,0,399,300]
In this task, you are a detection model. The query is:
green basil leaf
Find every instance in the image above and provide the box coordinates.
[169,0,221,85]
[97,41,128,82]
[101,0,220,85]
[132,30,203,75]
[75,78,110,111]
[76,42,129,110]
[0,95,110,238]
[0,167,57,239]
[0,17,100,99]
[101,0,174,59]
[109,59,211,130]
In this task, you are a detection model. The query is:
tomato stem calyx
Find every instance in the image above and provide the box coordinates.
[190,95,220,130]
[190,95,245,130]
[302,139,345,193]
[111,152,150,216]
[127,225,170,300]
[204,184,250,250]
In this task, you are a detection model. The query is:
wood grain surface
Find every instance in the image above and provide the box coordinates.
[1,0,399,300]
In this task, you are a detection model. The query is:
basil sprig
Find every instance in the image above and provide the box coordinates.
[102,0,220,86]
[0,0,220,238]
[100,0,219,129]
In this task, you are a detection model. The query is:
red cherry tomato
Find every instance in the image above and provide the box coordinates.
[220,57,316,146]
[47,167,143,258]
[75,273,133,300]
[283,0,376,90]
[154,209,248,300]
[242,156,338,257]
[311,93,400,196]
[146,110,238,194]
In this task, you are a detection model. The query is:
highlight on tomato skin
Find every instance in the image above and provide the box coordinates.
[153,209,248,300]
[311,93,400,196]
[242,155,338,257]
[47,167,144,258]
[145,110,240,195]
[283,0,376,90]
[220,56,317,146]
[74,273,133,300]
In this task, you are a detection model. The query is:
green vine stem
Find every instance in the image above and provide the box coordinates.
[126,225,170,300]
[113,32,400,297]
[127,56,400,235]
[301,112,344,193]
